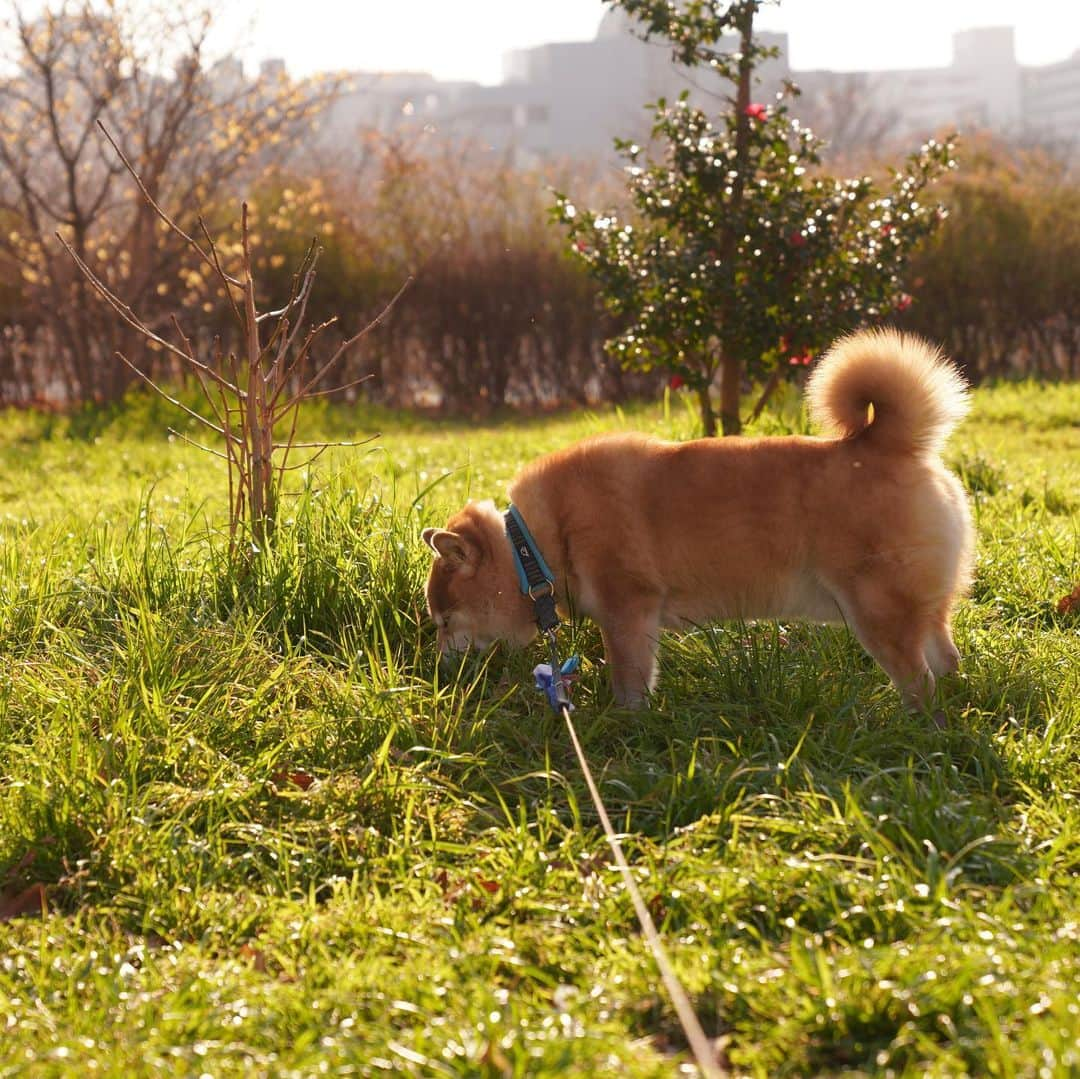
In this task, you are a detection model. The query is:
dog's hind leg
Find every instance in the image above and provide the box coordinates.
[923,617,961,677]
[854,617,936,711]
[832,585,937,711]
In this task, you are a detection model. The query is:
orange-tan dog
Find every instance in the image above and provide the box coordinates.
[423,329,973,710]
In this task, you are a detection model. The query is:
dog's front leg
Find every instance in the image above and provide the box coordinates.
[598,603,662,708]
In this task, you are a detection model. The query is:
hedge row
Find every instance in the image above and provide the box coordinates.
[1,136,1076,411]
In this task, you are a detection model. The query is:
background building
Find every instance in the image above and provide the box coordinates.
[299,14,1079,163]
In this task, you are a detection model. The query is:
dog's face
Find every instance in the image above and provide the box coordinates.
[422,503,536,655]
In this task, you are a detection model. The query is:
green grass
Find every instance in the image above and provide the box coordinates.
[0,381,1078,1076]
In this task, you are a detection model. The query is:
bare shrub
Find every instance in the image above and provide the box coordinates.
[60,126,407,551]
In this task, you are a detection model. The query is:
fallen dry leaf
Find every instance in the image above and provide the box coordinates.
[0,883,48,922]
[239,943,269,973]
[271,770,314,791]
[647,891,667,924]
[7,849,37,877]
[1056,583,1080,616]
[435,870,466,904]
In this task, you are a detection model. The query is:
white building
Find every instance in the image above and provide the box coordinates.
[797,27,1025,147]
[317,71,449,139]
[304,14,1080,163]
[308,10,790,165]
[1023,48,1080,143]
[498,10,790,163]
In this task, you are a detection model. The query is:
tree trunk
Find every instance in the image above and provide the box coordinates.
[747,364,784,427]
[720,354,742,435]
[697,384,717,437]
[714,9,753,439]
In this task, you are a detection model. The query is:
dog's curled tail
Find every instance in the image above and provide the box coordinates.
[805,328,969,454]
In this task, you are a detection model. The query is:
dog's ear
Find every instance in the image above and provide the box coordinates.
[422,527,482,572]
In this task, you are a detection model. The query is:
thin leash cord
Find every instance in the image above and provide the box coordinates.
[559,703,725,1079]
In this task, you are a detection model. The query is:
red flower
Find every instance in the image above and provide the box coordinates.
[782,336,812,366]
[788,231,807,248]
[744,103,768,122]
[668,374,685,390]
[896,293,913,312]
[880,224,895,237]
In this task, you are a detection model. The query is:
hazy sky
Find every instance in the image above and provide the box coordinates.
[209,0,1080,83]
[5,1,1078,83]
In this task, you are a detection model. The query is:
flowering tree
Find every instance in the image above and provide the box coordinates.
[555,0,955,435]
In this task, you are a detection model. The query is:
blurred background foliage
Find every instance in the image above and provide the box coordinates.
[0,1,1078,417]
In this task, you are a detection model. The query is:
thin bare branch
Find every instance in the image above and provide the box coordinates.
[56,232,241,397]
[271,438,375,450]
[166,427,230,460]
[267,316,339,416]
[747,365,784,426]
[257,238,319,326]
[111,352,225,436]
[275,315,337,378]
[276,369,306,482]
[171,314,227,428]
[262,259,319,371]
[286,276,412,406]
[294,374,374,401]
[238,200,272,537]
[270,240,321,372]
[95,121,244,287]
[196,216,244,323]
[277,444,334,471]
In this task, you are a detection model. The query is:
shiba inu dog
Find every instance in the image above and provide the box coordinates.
[423,329,973,710]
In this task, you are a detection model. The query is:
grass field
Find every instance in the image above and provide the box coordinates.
[0,381,1078,1076]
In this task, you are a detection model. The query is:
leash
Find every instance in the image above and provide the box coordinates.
[506,506,724,1078]
[556,697,725,1079]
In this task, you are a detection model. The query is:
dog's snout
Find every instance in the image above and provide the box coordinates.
[436,629,470,655]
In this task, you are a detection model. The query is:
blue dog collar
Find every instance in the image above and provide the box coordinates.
[504,504,559,633]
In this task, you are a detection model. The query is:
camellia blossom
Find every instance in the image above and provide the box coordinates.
[781,335,813,366]
[668,374,685,389]
[744,103,768,121]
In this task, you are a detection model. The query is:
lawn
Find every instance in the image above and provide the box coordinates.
[0,381,1078,1076]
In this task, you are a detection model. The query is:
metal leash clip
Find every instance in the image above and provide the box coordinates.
[533,629,580,712]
